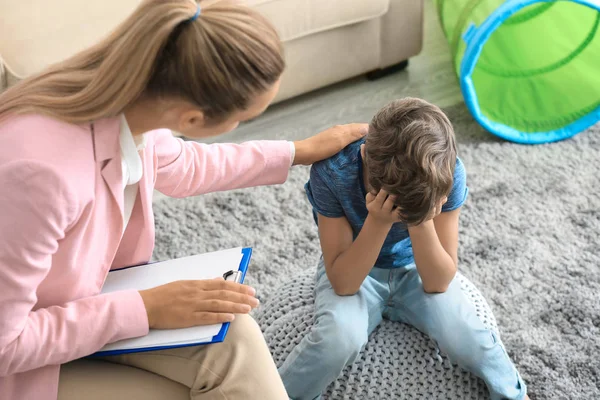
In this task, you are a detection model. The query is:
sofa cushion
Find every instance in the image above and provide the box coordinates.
[247,0,390,42]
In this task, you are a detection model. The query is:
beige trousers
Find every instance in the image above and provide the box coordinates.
[58,315,287,400]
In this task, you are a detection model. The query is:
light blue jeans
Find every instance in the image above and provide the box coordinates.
[279,258,526,400]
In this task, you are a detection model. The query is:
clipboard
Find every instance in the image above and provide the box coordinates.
[92,247,252,357]
[203,247,251,347]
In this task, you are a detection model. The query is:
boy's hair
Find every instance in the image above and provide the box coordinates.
[364,98,457,226]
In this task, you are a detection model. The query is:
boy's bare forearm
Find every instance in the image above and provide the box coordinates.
[408,220,457,293]
[329,216,392,295]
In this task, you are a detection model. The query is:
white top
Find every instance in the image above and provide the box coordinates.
[119,115,146,232]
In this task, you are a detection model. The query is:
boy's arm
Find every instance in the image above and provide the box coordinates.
[318,191,399,296]
[409,157,467,293]
[408,208,460,293]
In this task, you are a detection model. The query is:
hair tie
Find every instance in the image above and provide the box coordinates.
[189,4,201,22]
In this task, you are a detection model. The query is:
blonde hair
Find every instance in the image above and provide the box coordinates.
[365,98,457,225]
[0,0,284,124]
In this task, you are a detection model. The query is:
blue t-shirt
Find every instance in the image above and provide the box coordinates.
[305,138,468,269]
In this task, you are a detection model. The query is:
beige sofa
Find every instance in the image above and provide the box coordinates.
[0,0,423,103]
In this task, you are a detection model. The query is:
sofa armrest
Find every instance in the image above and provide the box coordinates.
[379,0,424,68]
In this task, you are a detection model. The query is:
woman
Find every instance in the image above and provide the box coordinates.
[0,1,366,399]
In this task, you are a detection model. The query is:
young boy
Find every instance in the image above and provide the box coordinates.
[279,98,528,400]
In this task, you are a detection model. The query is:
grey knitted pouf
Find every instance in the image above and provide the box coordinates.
[255,269,498,400]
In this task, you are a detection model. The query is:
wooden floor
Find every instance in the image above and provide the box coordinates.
[204,0,462,145]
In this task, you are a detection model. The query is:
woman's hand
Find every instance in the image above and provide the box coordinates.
[293,123,368,165]
[139,279,259,329]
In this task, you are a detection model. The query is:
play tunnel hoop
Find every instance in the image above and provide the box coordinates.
[450,0,600,144]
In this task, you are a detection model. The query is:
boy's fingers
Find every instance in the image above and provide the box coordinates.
[382,195,397,212]
[375,189,388,207]
[438,198,446,214]
[365,192,376,203]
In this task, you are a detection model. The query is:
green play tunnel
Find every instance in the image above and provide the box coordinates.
[437,0,600,143]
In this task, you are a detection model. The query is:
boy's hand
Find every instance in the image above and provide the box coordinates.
[366,190,403,226]
[425,196,448,223]
[406,196,449,228]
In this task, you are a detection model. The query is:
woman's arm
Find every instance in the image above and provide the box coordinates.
[153,130,292,198]
[153,124,368,198]
[0,162,149,377]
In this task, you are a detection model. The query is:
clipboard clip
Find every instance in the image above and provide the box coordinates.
[223,270,243,283]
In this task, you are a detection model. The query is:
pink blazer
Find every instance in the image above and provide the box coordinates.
[0,115,292,400]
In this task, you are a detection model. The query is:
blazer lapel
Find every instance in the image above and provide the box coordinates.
[110,137,156,269]
[138,150,153,233]
[91,117,124,234]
